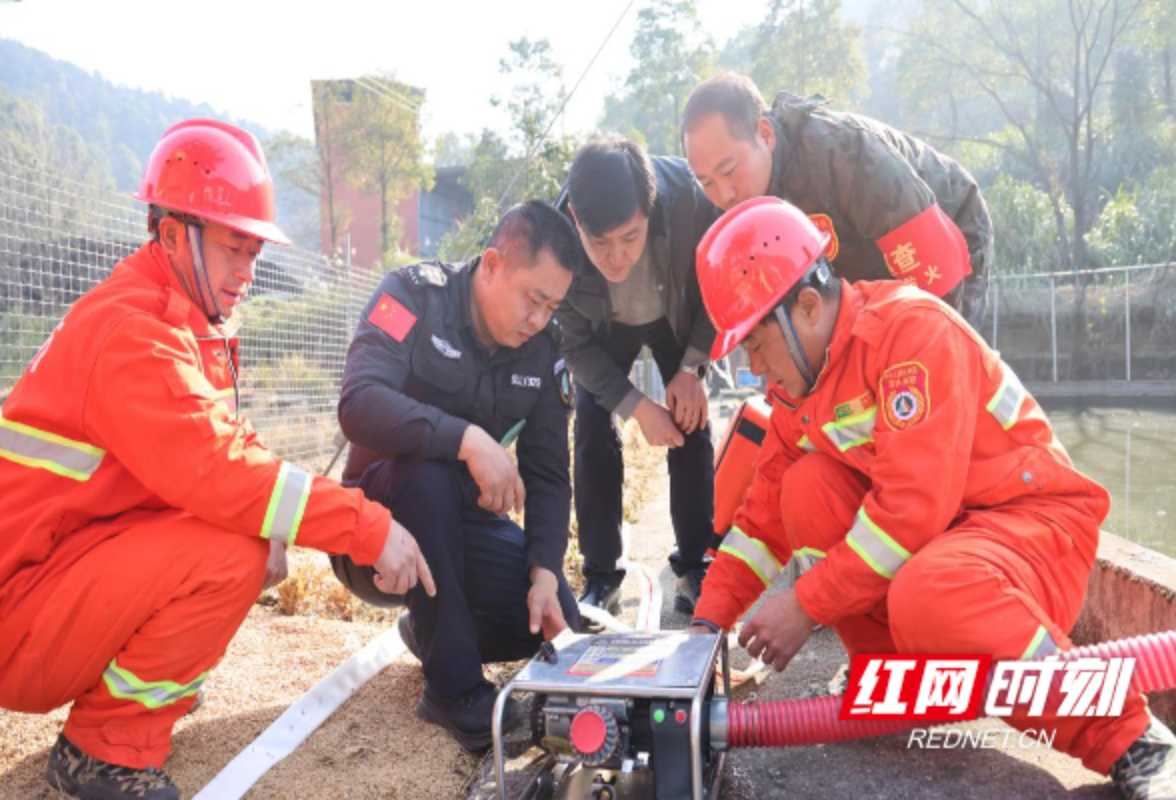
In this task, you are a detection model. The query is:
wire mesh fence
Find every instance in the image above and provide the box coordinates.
[5,156,1176,484]
[984,264,1176,384]
[0,154,382,475]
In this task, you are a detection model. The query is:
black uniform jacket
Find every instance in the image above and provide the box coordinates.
[339,259,573,574]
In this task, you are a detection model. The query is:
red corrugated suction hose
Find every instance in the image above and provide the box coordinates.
[726,630,1176,749]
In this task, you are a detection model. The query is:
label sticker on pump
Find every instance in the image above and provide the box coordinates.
[567,636,675,678]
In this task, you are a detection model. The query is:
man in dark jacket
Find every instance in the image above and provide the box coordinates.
[556,136,720,619]
[681,73,991,328]
[330,200,582,751]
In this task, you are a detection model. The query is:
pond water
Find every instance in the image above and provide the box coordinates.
[1044,400,1176,557]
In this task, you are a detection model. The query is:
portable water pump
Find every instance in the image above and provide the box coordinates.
[492,631,730,800]
[492,627,1176,799]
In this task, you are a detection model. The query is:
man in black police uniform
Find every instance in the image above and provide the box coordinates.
[330,201,582,750]
[556,136,720,620]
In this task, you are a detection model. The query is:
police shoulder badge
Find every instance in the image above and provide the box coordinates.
[405,262,448,288]
[880,361,930,430]
[554,357,573,408]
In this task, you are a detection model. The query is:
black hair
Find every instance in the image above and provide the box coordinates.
[780,257,841,313]
[148,204,203,241]
[489,199,584,277]
[566,136,657,238]
[681,72,768,144]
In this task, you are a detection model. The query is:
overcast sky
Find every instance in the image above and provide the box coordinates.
[0,0,769,143]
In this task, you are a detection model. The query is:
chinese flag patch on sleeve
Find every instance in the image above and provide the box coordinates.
[367,293,418,343]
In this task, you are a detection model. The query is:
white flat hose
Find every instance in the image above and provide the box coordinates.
[577,603,634,633]
[194,625,407,799]
[727,631,767,687]
[631,561,662,633]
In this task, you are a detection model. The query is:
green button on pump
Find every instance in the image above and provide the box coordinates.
[653,709,666,724]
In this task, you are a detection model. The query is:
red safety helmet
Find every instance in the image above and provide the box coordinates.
[697,197,831,360]
[134,119,290,246]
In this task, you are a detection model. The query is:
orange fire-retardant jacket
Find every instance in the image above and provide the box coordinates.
[694,280,1110,630]
[0,242,390,615]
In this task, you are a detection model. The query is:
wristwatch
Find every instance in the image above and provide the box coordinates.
[679,363,706,378]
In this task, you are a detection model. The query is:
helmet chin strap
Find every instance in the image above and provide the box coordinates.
[773,304,817,393]
[187,224,225,324]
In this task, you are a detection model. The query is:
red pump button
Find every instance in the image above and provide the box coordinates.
[571,708,608,754]
[675,709,688,724]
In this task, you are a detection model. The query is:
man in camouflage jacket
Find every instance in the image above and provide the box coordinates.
[682,74,992,328]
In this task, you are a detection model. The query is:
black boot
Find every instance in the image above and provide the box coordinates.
[417,680,521,752]
[577,573,623,631]
[674,562,710,615]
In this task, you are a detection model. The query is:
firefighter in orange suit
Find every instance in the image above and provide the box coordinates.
[0,120,434,800]
[688,197,1176,799]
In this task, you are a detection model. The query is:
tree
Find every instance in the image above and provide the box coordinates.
[0,87,115,237]
[264,130,327,249]
[600,0,716,155]
[742,0,868,107]
[309,81,354,258]
[341,75,434,260]
[433,131,478,169]
[438,37,580,261]
[1140,0,1176,117]
[898,0,1148,376]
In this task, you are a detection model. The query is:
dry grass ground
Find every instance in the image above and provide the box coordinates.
[0,419,666,798]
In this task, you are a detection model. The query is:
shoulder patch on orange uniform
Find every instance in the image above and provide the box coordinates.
[808,213,840,261]
[367,293,417,343]
[880,361,930,430]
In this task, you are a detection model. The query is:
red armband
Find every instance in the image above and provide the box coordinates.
[876,205,970,298]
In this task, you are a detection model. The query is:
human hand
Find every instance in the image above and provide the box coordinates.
[263,539,288,591]
[737,589,815,672]
[665,370,709,435]
[373,519,436,597]
[632,397,685,448]
[527,566,568,640]
[459,425,525,515]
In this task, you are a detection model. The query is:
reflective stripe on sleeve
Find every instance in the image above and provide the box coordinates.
[793,546,827,573]
[821,407,877,452]
[0,414,105,481]
[797,434,816,452]
[260,462,312,546]
[1020,624,1060,660]
[845,506,911,580]
[718,526,783,587]
[986,362,1028,431]
[102,660,209,710]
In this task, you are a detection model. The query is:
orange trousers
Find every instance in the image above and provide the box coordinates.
[0,511,266,769]
[785,453,1148,775]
